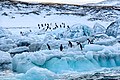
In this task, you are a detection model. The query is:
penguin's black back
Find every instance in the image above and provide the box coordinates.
[79,43,83,51]
[68,41,72,48]
[60,44,63,51]
[47,43,51,50]
[87,39,93,44]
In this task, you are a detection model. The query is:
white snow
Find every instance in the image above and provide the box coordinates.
[16,67,57,80]
[84,44,104,52]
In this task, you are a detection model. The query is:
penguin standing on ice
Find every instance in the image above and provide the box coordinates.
[38,24,40,26]
[20,31,23,36]
[60,25,62,28]
[60,44,63,51]
[29,30,32,32]
[41,24,43,27]
[38,24,40,29]
[67,25,70,29]
[76,42,80,45]
[55,23,58,28]
[76,42,82,51]
[68,41,72,48]
[79,43,83,51]
[47,43,51,50]
[87,38,93,44]
[62,23,65,28]
[45,23,46,26]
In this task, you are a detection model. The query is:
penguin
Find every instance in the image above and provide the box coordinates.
[68,41,72,48]
[41,24,43,27]
[47,43,51,50]
[45,23,46,26]
[47,23,49,30]
[38,24,40,29]
[79,43,83,51]
[87,39,93,44]
[62,23,65,28]
[60,44,63,51]
[67,25,70,29]
[76,42,80,45]
[55,23,58,28]
[29,30,32,32]
[49,27,51,30]
[60,25,62,28]
[20,31,23,36]
[38,24,40,27]
[47,23,49,27]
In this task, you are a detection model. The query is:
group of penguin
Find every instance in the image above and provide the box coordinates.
[38,23,70,31]
[46,39,93,51]
[19,23,70,36]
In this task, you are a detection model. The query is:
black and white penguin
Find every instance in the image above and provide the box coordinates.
[60,44,63,51]
[79,43,83,51]
[87,39,93,44]
[76,42,80,45]
[68,41,72,48]
[38,24,40,29]
[29,30,32,32]
[47,43,51,50]
[38,24,40,27]
[55,23,58,28]
[60,25,62,28]
[67,25,70,29]
[20,31,23,36]
[45,23,46,26]
[62,23,65,28]
[41,24,43,27]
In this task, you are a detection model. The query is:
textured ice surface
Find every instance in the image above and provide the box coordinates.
[93,23,106,34]
[84,44,104,52]
[0,51,12,70]
[17,67,57,80]
[106,19,120,37]
[1,0,120,80]
[64,24,93,39]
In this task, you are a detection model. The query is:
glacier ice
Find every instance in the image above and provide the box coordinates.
[0,51,12,70]
[84,44,104,52]
[17,67,57,80]
[12,47,120,75]
[0,27,12,38]
[8,46,29,55]
[93,22,106,34]
[28,42,43,52]
[0,44,17,52]
[105,19,120,37]
[64,24,93,39]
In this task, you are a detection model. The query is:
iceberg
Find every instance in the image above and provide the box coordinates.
[64,24,93,38]
[0,51,12,70]
[105,19,120,37]
[17,67,57,80]
[93,23,106,34]
[84,44,104,52]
